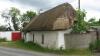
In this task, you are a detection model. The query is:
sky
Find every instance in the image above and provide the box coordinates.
[0,0,100,25]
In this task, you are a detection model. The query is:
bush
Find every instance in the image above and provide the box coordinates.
[89,40,100,52]
[89,42,96,51]
[0,38,6,42]
[72,9,89,33]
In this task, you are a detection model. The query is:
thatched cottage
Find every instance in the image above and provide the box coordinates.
[23,3,76,49]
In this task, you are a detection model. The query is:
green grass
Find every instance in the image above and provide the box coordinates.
[0,40,92,55]
[89,40,100,52]
[0,38,6,42]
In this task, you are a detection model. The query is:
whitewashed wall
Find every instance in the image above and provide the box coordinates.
[57,29,72,49]
[0,31,12,41]
[25,31,59,48]
[25,29,72,49]
[25,32,33,42]
[0,31,21,41]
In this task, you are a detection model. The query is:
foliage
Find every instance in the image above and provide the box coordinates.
[0,26,7,31]
[0,38,6,42]
[72,9,89,33]
[0,25,12,31]
[88,17,96,23]
[1,7,20,31]
[20,11,36,23]
[1,7,36,30]
[89,42,96,52]
[89,40,100,52]
[88,17,100,26]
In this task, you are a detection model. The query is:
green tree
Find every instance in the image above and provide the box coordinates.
[20,11,36,23]
[88,17,100,26]
[72,9,89,33]
[0,25,7,31]
[88,17,96,23]
[1,7,20,31]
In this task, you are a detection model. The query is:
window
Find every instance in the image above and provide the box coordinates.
[42,34,44,44]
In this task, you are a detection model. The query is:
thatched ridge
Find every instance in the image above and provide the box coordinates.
[23,3,76,31]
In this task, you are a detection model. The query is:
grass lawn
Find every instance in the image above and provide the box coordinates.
[0,40,92,56]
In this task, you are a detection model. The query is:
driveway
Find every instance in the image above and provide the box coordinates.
[0,46,56,56]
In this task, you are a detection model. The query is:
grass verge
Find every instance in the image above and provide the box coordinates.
[0,40,92,56]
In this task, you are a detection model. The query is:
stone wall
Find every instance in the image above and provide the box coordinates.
[64,31,97,49]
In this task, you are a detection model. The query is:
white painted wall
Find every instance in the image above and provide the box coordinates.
[57,29,72,49]
[25,32,33,42]
[25,31,58,48]
[0,32,12,41]
[25,29,72,49]
[0,31,21,41]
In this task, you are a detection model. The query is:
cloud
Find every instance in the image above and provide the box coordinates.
[1,0,100,21]
[9,0,52,9]
[8,0,73,10]
[71,0,100,20]
[80,0,100,11]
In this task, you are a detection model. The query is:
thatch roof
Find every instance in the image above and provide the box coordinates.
[23,3,76,31]
[22,21,29,27]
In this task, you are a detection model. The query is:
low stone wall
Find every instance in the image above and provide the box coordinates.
[64,31,97,49]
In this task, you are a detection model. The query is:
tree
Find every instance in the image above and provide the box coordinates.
[0,25,7,31]
[88,17,100,26]
[1,7,20,31]
[0,25,12,31]
[20,11,36,23]
[88,17,96,23]
[72,9,89,33]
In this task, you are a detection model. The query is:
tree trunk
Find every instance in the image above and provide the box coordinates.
[12,16,19,31]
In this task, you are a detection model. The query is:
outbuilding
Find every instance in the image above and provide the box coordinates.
[23,3,76,49]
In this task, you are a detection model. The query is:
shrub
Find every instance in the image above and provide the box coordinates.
[72,9,89,33]
[0,38,6,42]
[89,42,96,51]
[89,40,100,52]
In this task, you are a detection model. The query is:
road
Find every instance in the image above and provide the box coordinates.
[93,53,100,56]
[0,46,99,56]
[0,46,56,56]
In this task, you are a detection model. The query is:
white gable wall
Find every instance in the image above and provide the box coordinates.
[57,29,72,49]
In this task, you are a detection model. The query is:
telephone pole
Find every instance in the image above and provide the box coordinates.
[78,0,80,10]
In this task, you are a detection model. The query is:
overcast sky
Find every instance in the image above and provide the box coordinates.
[0,0,100,25]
